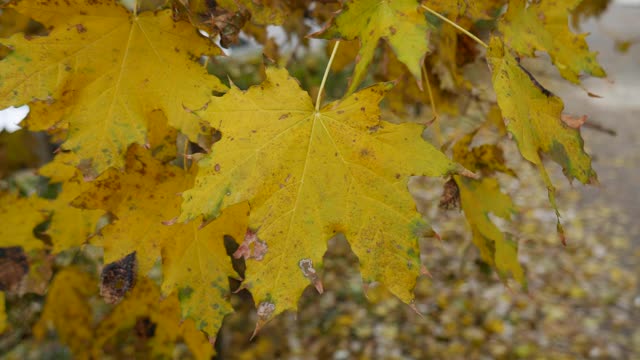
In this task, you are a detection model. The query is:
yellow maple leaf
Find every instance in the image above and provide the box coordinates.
[487,37,597,239]
[312,0,432,94]
[498,0,605,83]
[38,152,80,183]
[71,146,246,336]
[161,202,248,337]
[38,153,104,253]
[452,131,524,285]
[93,277,214,360]
[0,0,225,176]
[47,181,103,254]
[487,37,598,184]
[33,268,95,358]
[456,176,524,285]
[452,129,515,178]
[179,67,469,326]
[0,193,48,251]
[71,146,195,274]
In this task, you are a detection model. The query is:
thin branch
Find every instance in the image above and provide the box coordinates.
[421,62,442,147]
[422,5,488,49]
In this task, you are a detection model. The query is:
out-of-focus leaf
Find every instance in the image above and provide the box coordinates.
[0,193,48,251]
[0,130,41,178]
[32,268,95,358]
[93,278,214,360]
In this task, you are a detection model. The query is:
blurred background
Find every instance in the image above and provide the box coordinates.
[1,0,639,359]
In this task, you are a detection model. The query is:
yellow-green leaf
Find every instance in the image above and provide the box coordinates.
[180,67,465,324]
[0,193,48,251]
[487,37,597,236]
[451,129,524,284]
[452,130,515,178]
[0,0,225,175]
[39,154,104,253]
[32,268,95,358]
[487,37,597,184]
[498,0,605,83]
[312,0,431,94]
[455,176,525,285]
[93,278,214,360]
[47,180,103,254]
[38,152,79,183]
[161,202,248,337]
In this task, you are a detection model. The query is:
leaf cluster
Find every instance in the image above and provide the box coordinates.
[0,0,606,356]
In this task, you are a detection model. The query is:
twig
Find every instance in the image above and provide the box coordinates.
[421,5,488,49]
[421,62,442,147]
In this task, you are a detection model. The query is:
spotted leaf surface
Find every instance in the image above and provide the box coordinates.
[93,278,214,359]
[72,146,246,336]
[488,37,597,236]
[179,67,466,325]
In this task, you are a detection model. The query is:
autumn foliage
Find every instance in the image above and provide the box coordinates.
[0,0,605,357]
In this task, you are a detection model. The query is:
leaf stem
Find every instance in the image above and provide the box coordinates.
[182,139,190,171]
[421,62,442,147]
[316,41,340,111]
[421,5,488,49]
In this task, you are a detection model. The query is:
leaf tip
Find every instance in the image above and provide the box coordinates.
[458,167,479,179]
[408,302,425,320]
[162,217,178,226]
[420,265,433,278]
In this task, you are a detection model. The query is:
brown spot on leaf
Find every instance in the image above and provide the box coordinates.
[561,114,587,129]
[251,301,276,339]
[134,316,156,339]
[100,252,137,304]
[298,258,323,293]
[233,230,268,261]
